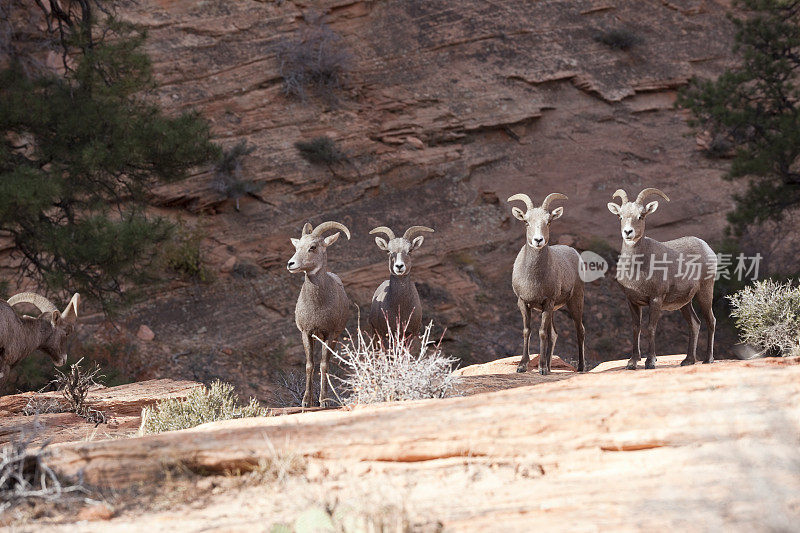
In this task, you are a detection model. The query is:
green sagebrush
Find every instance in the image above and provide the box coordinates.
[728,279,800,356]
[139,380,267,435]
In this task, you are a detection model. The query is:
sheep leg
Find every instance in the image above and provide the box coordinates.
[696,279,716,363]
[319,335,335,408]
[567,291,586,372]
[301,332,317,408]
[539,303,555,375]
[517,298,532,373]
[0,361,8,389]
[548,320,558,374]
[626,301,642,370]
[644,297,663,369]
[679,303,700,366]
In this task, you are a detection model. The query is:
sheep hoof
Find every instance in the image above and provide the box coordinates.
[516,364,527,373]
[680,357,695,366]
[644,359,656,369]
[702,357,714,364]
[626,360,638,370]
[539,368,550,376]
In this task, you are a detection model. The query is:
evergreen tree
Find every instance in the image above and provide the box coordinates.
[0,2,218,306]
[678,0,800,235]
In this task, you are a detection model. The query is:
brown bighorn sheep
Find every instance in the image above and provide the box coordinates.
[509,193,586,375]
[368,225,434,341]
[607,188,717,370]
[0,292,80,390]
[287,221,351,407]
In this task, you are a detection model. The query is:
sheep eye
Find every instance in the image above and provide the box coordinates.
[309,245,317,252]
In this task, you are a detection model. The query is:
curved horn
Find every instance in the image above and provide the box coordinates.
[310,221,351,240]
[403,226,434,241]
[369,226,396,240]
[612,189,629,204]
[635,188,670,205]
[62,293,80,323]
[541,193,568,211]
[8,292,58,314]
[507,193,534,212]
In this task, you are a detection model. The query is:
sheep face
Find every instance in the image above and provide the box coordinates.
[607,200,659,245]
[374,237,424,276]
[40,312,75,366]
[512,206,563,250]
[287,232,342,275]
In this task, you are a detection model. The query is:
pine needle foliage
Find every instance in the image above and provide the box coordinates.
[678,0,800,234]
[0,3,218,306]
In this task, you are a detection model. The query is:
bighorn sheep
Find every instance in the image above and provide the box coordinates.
[287,221,351,407]
[607,188,716,369]
[508,193,586,375]
[0,292,80,389]
[368,225,434,341]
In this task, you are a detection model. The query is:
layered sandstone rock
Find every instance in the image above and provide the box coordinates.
[37,355,800,531]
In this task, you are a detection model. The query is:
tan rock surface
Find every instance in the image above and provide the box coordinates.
[31,356,800,531]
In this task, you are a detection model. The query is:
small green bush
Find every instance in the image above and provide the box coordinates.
[594,28,640,50]
[294,136,346,166]
[728,279,800,356]
[139,380,267,434]
[211,140,260,212]
[163,224,213,282]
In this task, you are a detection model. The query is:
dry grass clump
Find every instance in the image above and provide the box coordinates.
[728,279,800,356]
[139,380,267,435]
[0,431,90,514]
[323,321,459,405]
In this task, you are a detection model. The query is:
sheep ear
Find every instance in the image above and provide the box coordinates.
[301,222,313,235]
[374,237,388,251]
[290,238,300,247]
[511,207,526,221]
[323,232,340,247]
[607,202,621,215]
[42,311,59,326]
[411,236,425,251]
[550,207,563,220]
[644,201,659,216]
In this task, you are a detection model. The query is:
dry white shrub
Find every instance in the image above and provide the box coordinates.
[0,430,90,513]
[320,321,459,405]
[728,279,800,356]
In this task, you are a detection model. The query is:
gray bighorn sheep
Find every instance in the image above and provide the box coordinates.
[368,225,434,340]
[508,193,586,375]
[287,221,351,407]
[0,292,80,389]
[607,188,717,370]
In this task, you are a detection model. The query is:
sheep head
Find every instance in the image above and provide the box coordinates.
[607,187,670,245]
[508,192,568,250]
[287,221,351,275]
[370,225,434,276]
[8,292,81,366]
